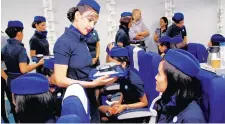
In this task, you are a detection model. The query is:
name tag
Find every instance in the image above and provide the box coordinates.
[86,46,90,51]
[173,116,178,123]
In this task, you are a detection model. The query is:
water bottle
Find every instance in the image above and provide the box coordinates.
[207,46,221,68]
[220,42,225,68]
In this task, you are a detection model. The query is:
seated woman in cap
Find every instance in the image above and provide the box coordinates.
[44,59,89,122]
[170,35,186,49]
[208,34,225,47]
[1,20,44,122]
[29,16,50,74]
[99,47,148,122]
[158,36,172,57]
[44,59,57,92]
[158,35,184,57]
[53,0,117,122]
[11,73,55,123]
[155,49,205,123]
[43,58,66,117]
[106,12,132,63]
[166,12,188,50]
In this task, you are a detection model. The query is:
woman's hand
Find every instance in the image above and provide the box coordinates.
[92,75,118,87]
[155,34,159,42]
[38,58,44,65]
[114,104,126,115]
[154,32,159,43]
[92,58,98,65]
[108,42,114,51]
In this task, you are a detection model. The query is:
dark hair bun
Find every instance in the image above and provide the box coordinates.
[5,27,23,38]
[32,22,36,28]
[67,7,78,22]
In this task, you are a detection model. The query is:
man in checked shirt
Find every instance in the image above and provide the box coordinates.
[129,9,150,51]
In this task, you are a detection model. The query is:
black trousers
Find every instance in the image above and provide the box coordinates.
[139,41,147,51]
[1,77,18,123]
[86,88,100,123]
[1,77,9,123]
[36,65,49,75]
[52,88,65,117]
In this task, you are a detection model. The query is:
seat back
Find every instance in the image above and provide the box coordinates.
[1,118,4,123]
[139,52,162,107]
[126,46,145,75]
[126,45,135,70]
[60,84,90,123]
[187,43,208,63]
[197,70,225,123]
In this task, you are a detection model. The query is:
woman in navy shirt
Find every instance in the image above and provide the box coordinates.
[1,20,44,122]
[86,29,100,68]
[106,12,132,63]
[155,49,205,123]
[115,12,132,47]
[2,20,44,87]
[29,16,49,74]
[53,0,117,122]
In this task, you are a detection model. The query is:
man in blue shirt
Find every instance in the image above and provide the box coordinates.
[166,12,188,50]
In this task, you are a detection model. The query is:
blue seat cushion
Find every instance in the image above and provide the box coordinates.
[116,108,153,120]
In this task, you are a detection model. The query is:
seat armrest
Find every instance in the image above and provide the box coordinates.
[105,93,121,105]
[117,108,154,120]
[105,83,120,91]
[116,93,162,122]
